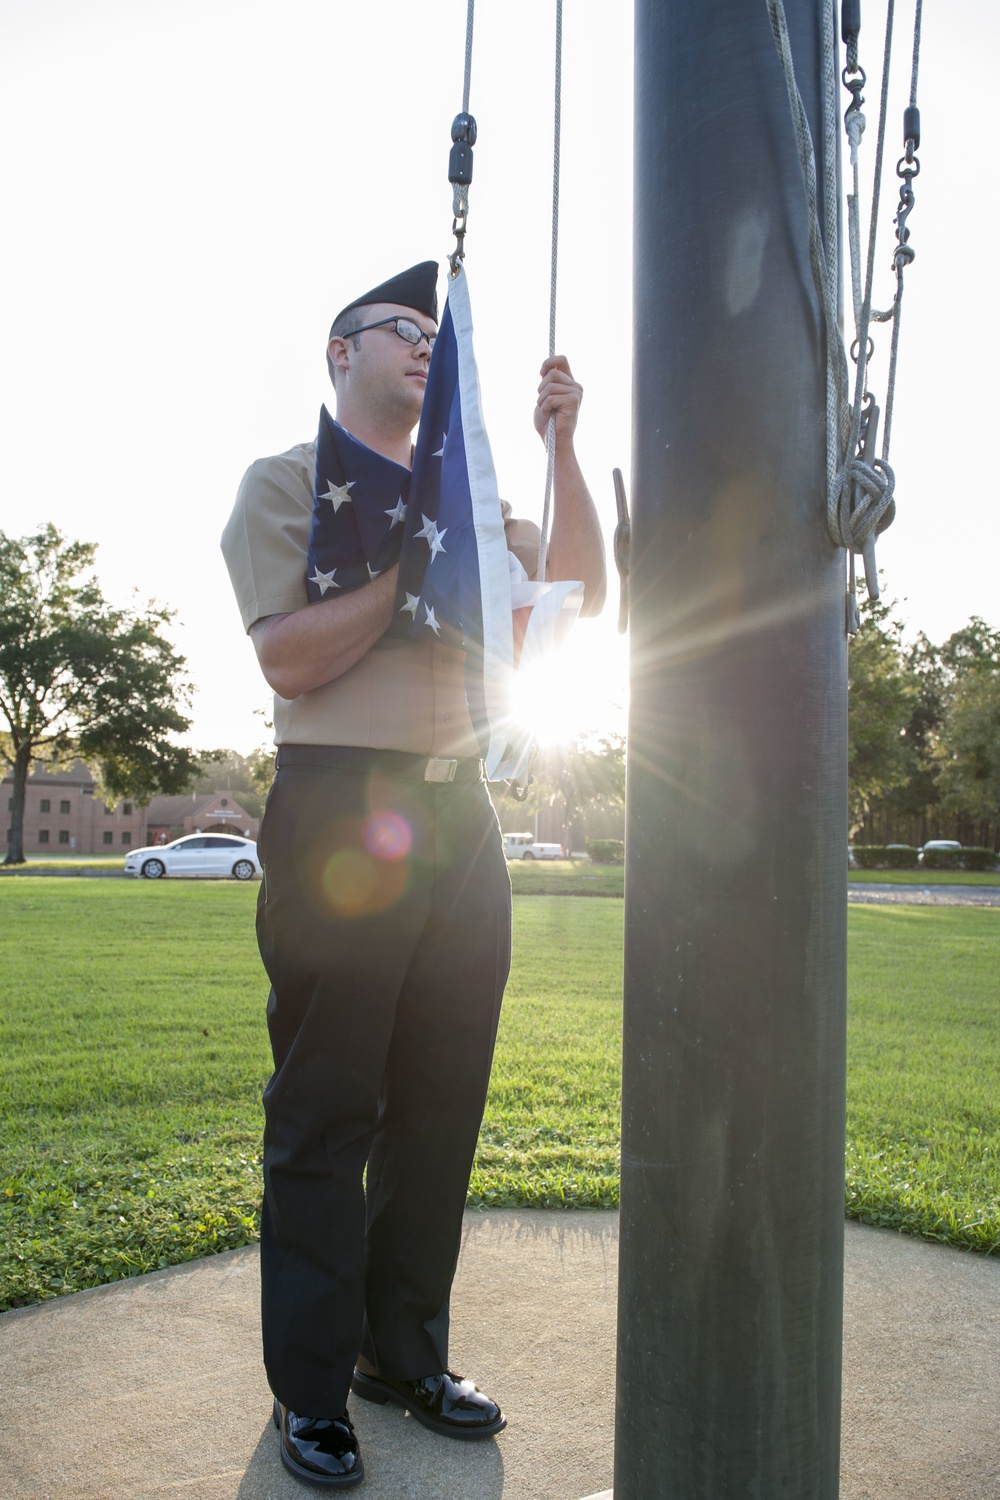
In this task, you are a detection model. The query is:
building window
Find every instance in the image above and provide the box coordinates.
[40,798,51,813]
[59,799,71,815]
[58,830,70,845]
[123,802,133,816]
[38,829,49,844]
[121,832,131,846]
[104,806,113,815]
[103,831,113,846]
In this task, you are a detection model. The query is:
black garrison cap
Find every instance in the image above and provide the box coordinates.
[332,261,439,329]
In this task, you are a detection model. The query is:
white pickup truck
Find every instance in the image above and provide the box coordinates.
[502,832,563,861]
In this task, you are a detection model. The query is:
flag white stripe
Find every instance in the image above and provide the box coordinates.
[449,265,518,779]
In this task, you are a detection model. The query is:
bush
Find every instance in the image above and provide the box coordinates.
[963,847,999,872]
[852,845,920,870]
[588,839,624,865]
[920,847,962,871]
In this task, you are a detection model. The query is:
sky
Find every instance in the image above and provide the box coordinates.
[0,0,995,756]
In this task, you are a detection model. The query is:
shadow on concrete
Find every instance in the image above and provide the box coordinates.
[3,1212,999,1499]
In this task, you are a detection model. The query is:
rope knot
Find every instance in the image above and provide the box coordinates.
[831,454,896,553]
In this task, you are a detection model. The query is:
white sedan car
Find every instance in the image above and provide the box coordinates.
[124,834,261,881]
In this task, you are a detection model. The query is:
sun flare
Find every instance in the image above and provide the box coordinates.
[510,625,628,747]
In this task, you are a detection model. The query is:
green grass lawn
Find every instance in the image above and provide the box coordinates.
[507,858,625,896]
[0,880,997,1312]
[505,862,1000,897]
[845,905,1000,1248]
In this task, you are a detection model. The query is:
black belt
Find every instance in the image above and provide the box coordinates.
[275,744,485,783]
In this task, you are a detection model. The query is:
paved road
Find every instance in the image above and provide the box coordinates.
[848,882,1000,907]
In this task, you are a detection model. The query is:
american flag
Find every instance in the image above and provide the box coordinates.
[307,263,583,781]
[305,413,410,601]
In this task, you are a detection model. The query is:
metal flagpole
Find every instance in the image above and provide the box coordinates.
[614,0,847,1495]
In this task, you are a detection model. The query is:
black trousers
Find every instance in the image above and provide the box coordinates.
[255,753,511,1415]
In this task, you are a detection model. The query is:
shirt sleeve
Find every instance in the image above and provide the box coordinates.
[220,444,316,633]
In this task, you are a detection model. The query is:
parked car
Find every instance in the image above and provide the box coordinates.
[502,832,563,861]
[918,840,962,864]
[124,834,261,880]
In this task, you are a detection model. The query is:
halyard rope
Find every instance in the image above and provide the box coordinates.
[448,0,477,274]
[536,0,563,585]
[448,0,563,583]
[461,0,474,114]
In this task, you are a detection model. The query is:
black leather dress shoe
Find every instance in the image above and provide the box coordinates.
[273,1399,364,1488]
[350,1368,506,1440]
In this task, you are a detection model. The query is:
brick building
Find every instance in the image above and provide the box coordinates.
[3,761,147,854]
[3,764,259,855]
[144,790,259,843]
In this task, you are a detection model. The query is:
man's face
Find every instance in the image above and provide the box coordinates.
[331,302,437,430]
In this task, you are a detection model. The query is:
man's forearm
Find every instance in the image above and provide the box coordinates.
[546,442,607,616]
[251,565,399,699]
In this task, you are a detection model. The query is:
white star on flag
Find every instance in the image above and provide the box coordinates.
[415,514,448,560]
[367,562,381,580]
[308,567,340,596]
[384,495,407,529]
[432,431,447,458]
[399,592,420,618]
[321,479,355,512]
[424,603,441,635]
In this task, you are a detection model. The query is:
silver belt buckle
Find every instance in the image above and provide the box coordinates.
[424,757,459,783]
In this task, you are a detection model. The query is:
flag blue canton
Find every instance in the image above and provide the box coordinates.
[305,411,411,603]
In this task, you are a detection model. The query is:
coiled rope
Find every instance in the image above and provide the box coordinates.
[767,0,923,622]
[766,0,850,560]
[840,0,900,600]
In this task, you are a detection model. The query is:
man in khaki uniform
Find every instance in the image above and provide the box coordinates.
[222,260,605,1489]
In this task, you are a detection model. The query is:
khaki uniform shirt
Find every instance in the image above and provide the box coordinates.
[221,439,541,754]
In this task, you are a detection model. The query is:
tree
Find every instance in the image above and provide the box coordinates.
[935,632,1000,834]
[848,609,1000,846]
[856,627,951,845]
[503,733,626,850]
[0,525,199,863]
[186,746,276,819]
[938,616,1000,676]
[847,598,918,837]
[903,619,1000,842]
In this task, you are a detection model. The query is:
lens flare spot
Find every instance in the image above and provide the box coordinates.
[363,809,413,861]
[321,849,379,917]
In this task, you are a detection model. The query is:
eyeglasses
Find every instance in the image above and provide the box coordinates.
[348,316,437,349]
